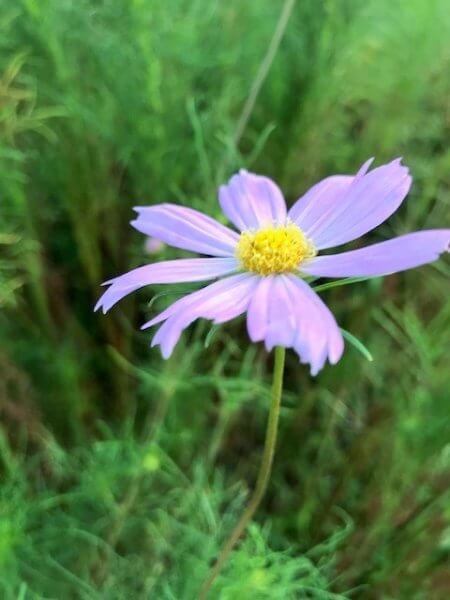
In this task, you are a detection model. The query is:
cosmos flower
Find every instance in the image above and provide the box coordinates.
[95,158,450,374]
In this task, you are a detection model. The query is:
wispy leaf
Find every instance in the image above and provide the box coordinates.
[341,328,373,362]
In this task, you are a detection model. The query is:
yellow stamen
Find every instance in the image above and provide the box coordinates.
[236,223,316,276]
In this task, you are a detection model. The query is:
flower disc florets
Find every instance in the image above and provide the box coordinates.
[236,223,316,275]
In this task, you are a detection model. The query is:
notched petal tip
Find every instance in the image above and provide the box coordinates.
[150,336,162,351]
[391,156,408,169]
[356,156,375,177]
[387,157,411,183]
[93,297,109,315]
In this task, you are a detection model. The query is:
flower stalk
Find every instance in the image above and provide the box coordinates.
[199,346,286,598]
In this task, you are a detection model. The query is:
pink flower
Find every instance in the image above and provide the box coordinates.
[95,158,450,374]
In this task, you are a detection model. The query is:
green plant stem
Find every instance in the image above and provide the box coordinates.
[232,0,296,148]
[199,346,286,599]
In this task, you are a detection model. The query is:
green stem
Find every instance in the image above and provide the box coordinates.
[232,0,296,149]
[199,346,286,599]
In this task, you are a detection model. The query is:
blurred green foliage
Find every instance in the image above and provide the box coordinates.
[0,0,449,598]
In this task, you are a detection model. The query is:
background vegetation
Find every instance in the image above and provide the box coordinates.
[1,0,449,598]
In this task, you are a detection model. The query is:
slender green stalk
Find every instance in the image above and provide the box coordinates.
[232,0,296,148]
[199,346,286,599]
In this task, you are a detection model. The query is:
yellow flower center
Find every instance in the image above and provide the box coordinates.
[236,223,316,275]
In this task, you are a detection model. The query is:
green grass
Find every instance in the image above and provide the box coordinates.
[1,0,450,598]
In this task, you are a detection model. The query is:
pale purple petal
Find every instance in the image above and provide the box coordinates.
[297,158,412,250]
[288,158,374,231]
[246,275,344,375]
[286,276,344,374]
[247,277,296,351]
[131,204,239,257]
[219,170,287,231]
[302,230,450,278]
[147,274,259,358]
[94,257,239,314]
[288,176,354,230]
[141,272,251,329]
[265,277,297,350]
[246,277,273,342]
